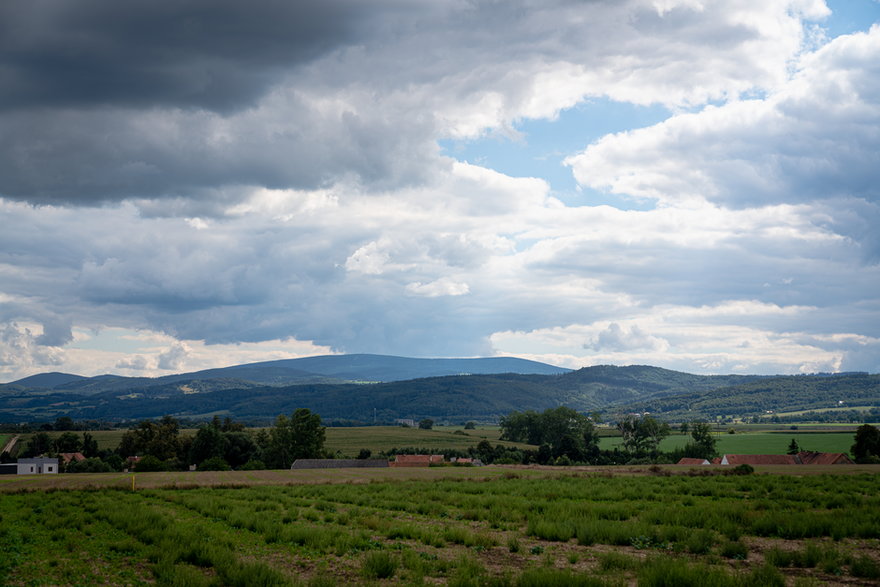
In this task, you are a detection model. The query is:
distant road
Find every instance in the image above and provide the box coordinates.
[1,434,19,455]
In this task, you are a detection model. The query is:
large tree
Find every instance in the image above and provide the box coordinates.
[617,415,670,456]
[262,408,326,469]
[500,406,599,462]
[852,424,880,463]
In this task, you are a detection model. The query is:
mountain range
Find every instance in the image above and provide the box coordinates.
[1,354,877,424]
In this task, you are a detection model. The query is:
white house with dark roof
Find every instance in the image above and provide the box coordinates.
[16,457,59,474]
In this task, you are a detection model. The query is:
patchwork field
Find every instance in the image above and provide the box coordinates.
[1,466,879,585]
[599,431,856,456]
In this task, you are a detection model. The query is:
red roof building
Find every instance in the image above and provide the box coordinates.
[390,454,444,467]
[796,451,854,465]
[720,452,854,465]
[676,458,710,465]
[59,452,86,465]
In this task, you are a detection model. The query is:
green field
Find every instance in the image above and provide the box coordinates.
[0,434,9,449]
[10,427,861,461]
[600,431,856,456]
[13,426,522,458]
[1,468,879,585]
[324,426,524,455]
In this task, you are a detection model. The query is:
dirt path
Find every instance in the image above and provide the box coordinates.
[1,434,19,455]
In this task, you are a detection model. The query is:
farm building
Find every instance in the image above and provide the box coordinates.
[291,459,389,469]
[676,458,710,465]
[59,452,86,466]
[390,454,444,467]
[16,457,59,474]
[796,451,854,465]
[720,453,854,465]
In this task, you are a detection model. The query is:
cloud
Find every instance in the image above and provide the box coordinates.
[586,323,668,352]
[1,2,878,382]
[405,279,470,298]
[566,25,880,210]
[490,300,875,375]
[0,1,828,205]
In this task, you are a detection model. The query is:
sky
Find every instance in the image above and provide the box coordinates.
[1,0,879,382]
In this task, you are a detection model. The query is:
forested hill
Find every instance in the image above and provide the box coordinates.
[0,353,570,394]
[616,372,880,421]
[5,362,863,424]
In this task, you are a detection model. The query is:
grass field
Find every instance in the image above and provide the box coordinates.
[599,431,856,455]
[11,426,860,461]
[324,426,525,455]
[11,426,524,457]
[0,434,9,449]
[1,466,879,585]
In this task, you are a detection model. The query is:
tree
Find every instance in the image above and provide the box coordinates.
[82,432,99,458]
[418,419,434,430]
[117,416,183,462]
[852,424,880,463]
[262,409,326,469]
[189,424,228,466]
[53,416,75,431]
[617,415,670,456]
[24,432,53,457]
[54,431,82,453]
[787,438,800,455]
[500,407,599,463]
[686,421,717,459]
[464,421,476,430]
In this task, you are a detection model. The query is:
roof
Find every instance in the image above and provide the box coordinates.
[722,454,800,465]
[796,451,854,465]
[59,452,86,464]
[677,458,710,465]
[391,454,444,467]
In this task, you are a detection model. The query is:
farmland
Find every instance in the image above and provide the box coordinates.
[599,431,857,456]
[1,467,879,585]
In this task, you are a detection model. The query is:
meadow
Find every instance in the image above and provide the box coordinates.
[10,426,858,460]
[1,467,879,585]
[599,431,856,456]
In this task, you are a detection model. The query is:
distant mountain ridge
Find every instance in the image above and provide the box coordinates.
[3,354,571,392]
[0,355,876,424]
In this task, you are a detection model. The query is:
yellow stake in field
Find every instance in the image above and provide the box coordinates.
[131,473,135,491]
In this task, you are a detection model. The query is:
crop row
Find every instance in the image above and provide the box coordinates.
[1,472,878,585]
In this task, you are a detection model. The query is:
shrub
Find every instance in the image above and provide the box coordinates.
[517,567,607,586]
[198,456,231,471]
[361,551,397,580]
[851,555,880,579]
[134,455,167,472]
[719,540,747,560]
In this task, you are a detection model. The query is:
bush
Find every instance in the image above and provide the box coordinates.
[851,555,880,579]
[239,460,266,470]
[731,464,754,475]
[198,456,231,471]
[719,540,748,560]
[361,551,397,579]
[133,455,166,472]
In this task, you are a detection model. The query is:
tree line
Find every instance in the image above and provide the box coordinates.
[2,409,328,473]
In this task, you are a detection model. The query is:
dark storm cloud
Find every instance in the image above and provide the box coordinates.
[0,0,375,112]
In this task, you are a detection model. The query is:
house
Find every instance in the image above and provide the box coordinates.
[719,453,854,466]
[721,454,800,465]
[390,454,444,467]
[16,457,59,474]
[676,457,710,465]
[59,452,86,466]
[796,451,854,465]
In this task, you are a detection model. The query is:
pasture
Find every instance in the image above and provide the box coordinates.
[1,466,879,585]
[599,431,856,455]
